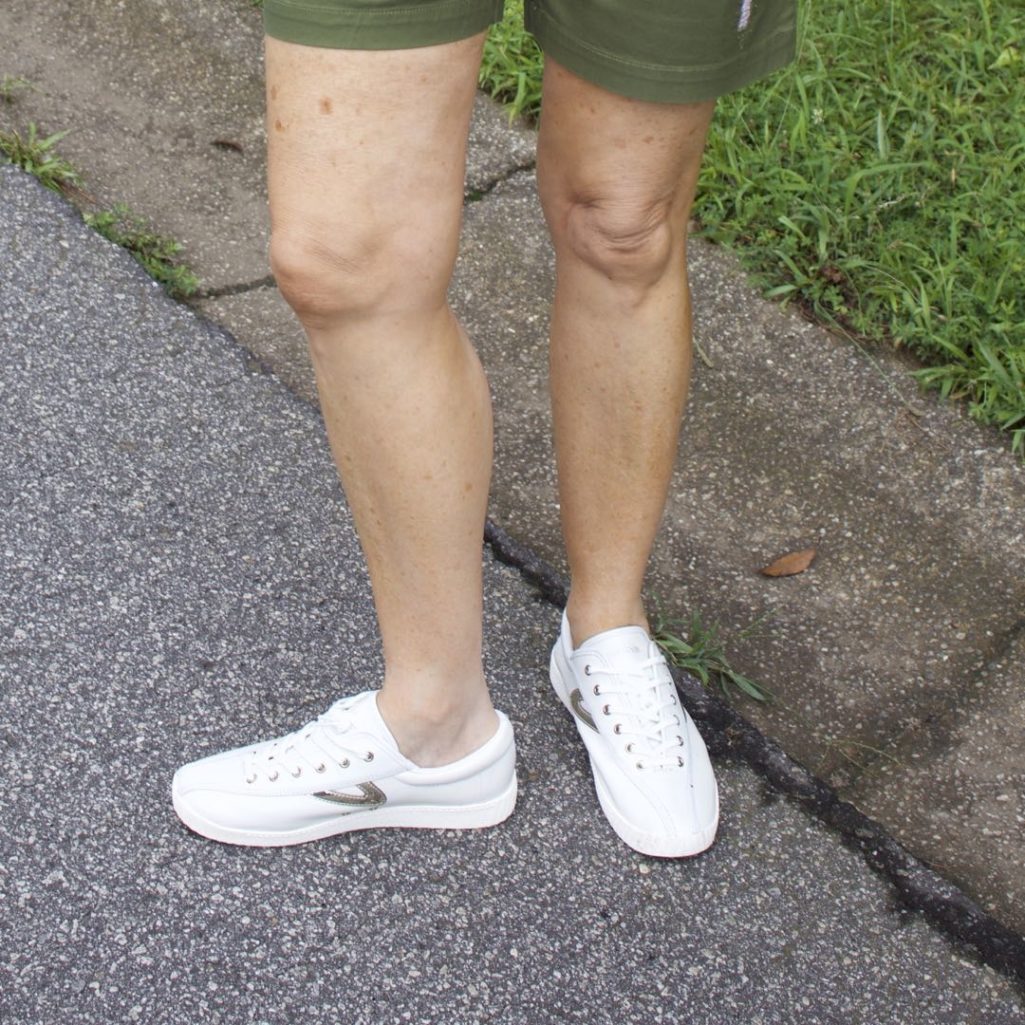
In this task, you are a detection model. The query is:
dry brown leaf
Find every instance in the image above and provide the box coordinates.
[759,547,816,577]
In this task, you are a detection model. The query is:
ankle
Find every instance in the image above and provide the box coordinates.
[565,595,649,649]
[375,685,498,768]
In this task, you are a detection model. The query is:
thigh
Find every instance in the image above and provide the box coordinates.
[265,32,486,271]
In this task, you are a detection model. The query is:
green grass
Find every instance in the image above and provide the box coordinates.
[0,122,81,193]
[0,75,30,103]
[698,0,1025,453]
[480,0,1025,455]
[653,608,774,703]
[0,121,198,297]
[85,204,199,298]
[479,0,543,122]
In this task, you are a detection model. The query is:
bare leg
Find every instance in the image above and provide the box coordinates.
[266,34,496,765]
[536,60,716,646]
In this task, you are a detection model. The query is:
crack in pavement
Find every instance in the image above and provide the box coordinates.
[192,274,277,301]
[189,162,539,303]
[464,161,538,204]
[482,518,1025,993]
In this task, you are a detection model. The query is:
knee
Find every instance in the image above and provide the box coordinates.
[567,200,677,289]
[541,185,679,292]
[269,224,452,329]
[270,229,382,325]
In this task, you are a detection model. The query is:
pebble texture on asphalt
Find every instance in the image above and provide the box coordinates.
[2,164,1022,1024]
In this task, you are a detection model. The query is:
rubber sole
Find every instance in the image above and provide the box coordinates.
[172,773,518,848]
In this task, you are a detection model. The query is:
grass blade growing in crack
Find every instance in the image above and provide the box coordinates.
[85,204,199,298]
[653,607,774,703]
[0,123,81,193]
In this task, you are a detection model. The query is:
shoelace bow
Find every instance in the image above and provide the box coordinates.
[244,702,376,784]
[585,654,686,770]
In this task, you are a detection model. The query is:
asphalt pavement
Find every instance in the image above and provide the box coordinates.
[3,0,1023,935]
[2,162,1024,1023]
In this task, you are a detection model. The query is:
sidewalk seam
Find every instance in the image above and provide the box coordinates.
[465,160,537,203]
[192,274,277,301]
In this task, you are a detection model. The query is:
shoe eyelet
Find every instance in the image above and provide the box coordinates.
[290,767,302,778]
[672,715,681,726]
[245,773,256,785]
[364,751,374,763]
[613,724,622,735]
[340,758,350,768]
[315,763,326,773]
[636,761,645,770]
[592,684,600,696]
[677,756,685,767]
[268,770,279,782]
[584,665,592,676]
[626,743,634,754]
[602,704,611,716]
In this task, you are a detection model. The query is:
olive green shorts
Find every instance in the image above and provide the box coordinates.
[263,0,796,103]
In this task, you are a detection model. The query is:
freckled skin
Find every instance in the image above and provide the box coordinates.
[536,61,714,643]
[264,32,497,766]
[261,33,715,765]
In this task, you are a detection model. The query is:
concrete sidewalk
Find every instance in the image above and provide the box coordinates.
[3,163,1025,1025]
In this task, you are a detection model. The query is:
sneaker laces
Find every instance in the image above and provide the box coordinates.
[584,651,686,770]
[243,700,377,784]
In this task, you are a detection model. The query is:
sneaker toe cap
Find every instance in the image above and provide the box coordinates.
[611,771,718,857]
[172,747,247,799]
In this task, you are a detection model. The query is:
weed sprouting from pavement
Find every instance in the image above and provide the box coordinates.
[85,204,199,298]
[653,607,774,704]
[0,123,81,193]
[1,119,200,297]
[0,75,30,103]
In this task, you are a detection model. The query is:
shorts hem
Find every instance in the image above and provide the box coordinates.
[524,2,796,103]
[264,0,503,50]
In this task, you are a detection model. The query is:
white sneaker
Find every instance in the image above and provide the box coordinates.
[172,691,517,847]
[550,613,719,857]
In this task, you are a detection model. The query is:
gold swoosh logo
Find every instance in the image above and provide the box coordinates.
[313,782,387,808]
[570,688,598,733]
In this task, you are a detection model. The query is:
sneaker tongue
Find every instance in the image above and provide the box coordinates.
[577,625,652,665]
[324,691,402,754]
[321,690,374,728]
